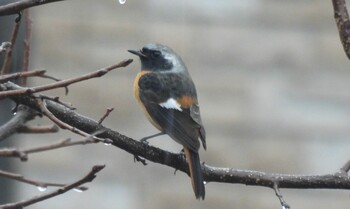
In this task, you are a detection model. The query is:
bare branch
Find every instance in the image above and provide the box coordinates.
[0,105,37,142]
[0,134,104,161]
[21,9,32,86]
[273,183,290,209]
[98,108,114,124]
[22,136,98,153]
[0,169,87,191]
[0,69,46,83]
[3,82,350,191]
[0,147,27,160]
[37,73,69,94]
[0,59,133,99]
[340,160,350,173]
[18,124,59,134]
[332,0,350,59]
[36,98,94,138]
[0,0,64,16]
[1,18,21,75]
[37,95,74,110]
[0,165,105,209]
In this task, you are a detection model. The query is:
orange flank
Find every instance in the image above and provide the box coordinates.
[177,96,197,108]
[133,70,152,106]
[133,70,163,131]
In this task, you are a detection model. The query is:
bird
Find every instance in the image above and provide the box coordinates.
[128,43,206,200]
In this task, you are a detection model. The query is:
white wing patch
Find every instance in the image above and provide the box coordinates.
[159,98,182,111]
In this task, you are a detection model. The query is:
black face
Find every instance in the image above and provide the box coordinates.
[128,46,173,71]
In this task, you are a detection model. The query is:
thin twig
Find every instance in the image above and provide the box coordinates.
[21,9,32,86]
[37,95,74,110]
[38,73,61,82]
[0,70,46,83]
[0,165,105,209]
[35,98,107,144]
[1,18,21,75]
[0,59,133,98]
[38,74,69,94]
[36,98,92,138]
[98,108,114,124]
[0,105,37,142]
[0,169,87,191]
[340,160,350,173]
[273,182,290,209]
[0,0,64,16]
[18,124,59,134]
[0,148,27,160]
[0,132,106,161]
[332,0,350,59]
[22,136,98,153]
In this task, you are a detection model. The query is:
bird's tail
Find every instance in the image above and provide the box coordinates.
[184,147,205,200]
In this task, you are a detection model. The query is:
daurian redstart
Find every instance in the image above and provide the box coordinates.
[129,43,206,199]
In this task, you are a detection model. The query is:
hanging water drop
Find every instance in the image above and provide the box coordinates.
[119,0,126,4]
[74,188,84,193]
[203,181,207,185]
[103,139,112,146]
[104,142,111,146]
[37,186,47,192]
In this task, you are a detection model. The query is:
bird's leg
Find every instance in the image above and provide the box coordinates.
[179,148,186,160]
[140,132,165,144]
[174,148,186,175]
[134,132,165,165]
[134,155,147,165]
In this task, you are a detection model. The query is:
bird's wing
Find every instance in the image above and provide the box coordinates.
[138,72,205,151]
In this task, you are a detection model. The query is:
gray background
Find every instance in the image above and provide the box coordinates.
[6,0,350,208]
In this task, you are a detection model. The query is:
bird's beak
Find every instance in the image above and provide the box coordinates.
[128,49,147,58]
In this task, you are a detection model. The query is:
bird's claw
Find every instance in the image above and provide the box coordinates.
[134,155,147,165]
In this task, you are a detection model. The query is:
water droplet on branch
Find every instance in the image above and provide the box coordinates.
[37,186,47,192]
[74,188,84,193]
[103,139,113,146]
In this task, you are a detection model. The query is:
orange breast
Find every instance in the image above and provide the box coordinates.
[133,71,163,131]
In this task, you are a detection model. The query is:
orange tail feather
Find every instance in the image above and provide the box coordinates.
[184,147,205,199]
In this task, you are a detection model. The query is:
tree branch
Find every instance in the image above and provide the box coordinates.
[21,8,32,86]
[340,160,350,173]
[0,105,37,142]
[273,183,290,209]
[0,59,133,99]
[0,69,46,83]
[0,165,105,209]
[2,81,350,191]
[0,0,64,16]
[36,98,94,138]
[98,107,114,124]
[17,124,59,134]
[0,169,87,191]
[332,0,350,59]
[0,135,102,161]
[1,16,21,75]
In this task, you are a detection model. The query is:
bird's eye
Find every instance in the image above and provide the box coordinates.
[151,50,161,57]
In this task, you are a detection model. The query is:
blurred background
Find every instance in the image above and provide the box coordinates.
[2,0,350,208]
